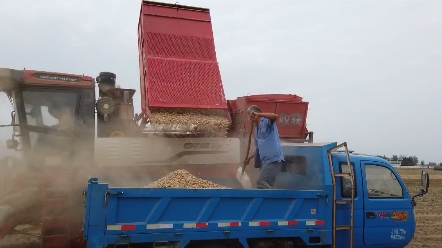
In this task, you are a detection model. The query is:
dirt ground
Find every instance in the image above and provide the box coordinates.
[398,168,442,248]
[0,168,439,248]
[0,224,40,248]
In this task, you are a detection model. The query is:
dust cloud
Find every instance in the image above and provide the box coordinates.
[0,128,40,246]
[92,108,243,190]
[0,94,94,246]
[93,135,242,189]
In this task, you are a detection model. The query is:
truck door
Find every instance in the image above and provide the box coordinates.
[361,161,413,246]
[334,160,364,248]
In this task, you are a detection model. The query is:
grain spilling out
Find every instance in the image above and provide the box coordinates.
[149,109,230,137]
[146,169,230,189]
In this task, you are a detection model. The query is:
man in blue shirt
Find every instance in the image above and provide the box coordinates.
[243,105,285,189]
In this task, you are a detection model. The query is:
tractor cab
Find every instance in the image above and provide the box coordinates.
[0,68,96,169]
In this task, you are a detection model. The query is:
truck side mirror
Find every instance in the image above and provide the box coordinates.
[412,170,430,207]
[6,139,19,150]
[421,171,430,191]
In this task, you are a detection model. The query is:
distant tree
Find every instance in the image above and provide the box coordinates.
[421,161,425,166]
[412,156,419,165]
[392,155,399,161]
[439,162,442,166]
[401,156,417,166]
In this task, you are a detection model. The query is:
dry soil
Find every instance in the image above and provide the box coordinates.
[399,168,442,248]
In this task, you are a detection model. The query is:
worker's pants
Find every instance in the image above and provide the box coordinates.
[256,162,283,189]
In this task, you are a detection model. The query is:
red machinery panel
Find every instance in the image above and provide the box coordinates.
[23,70,94,88]
[138,1,228,113]
[0,68,93,90]
[228,94,309,139]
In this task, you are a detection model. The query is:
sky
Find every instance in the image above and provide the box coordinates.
[0,0,441,163]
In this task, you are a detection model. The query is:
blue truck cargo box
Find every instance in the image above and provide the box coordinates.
[83,143,337,247]
[84,183,332,247]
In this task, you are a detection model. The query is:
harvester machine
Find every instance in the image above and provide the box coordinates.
[0,1,312,247]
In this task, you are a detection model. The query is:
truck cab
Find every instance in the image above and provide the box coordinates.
[271,142,429,248]
[0,68,97,171]
[331,151,423,248]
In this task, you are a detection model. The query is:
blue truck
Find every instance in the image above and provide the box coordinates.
[83,142,430,248]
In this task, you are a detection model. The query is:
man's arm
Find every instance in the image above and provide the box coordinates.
[257,112,278,122]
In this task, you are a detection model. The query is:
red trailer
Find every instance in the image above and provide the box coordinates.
[228,94,312,142]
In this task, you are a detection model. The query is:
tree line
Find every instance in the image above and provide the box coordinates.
[376,155,442,167]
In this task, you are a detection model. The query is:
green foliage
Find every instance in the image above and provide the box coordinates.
[381,154,442,167]
[400,156,419,166]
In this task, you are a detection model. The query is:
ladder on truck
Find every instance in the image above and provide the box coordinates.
[327,142,355,248]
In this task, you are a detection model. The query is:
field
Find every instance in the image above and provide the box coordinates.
[398,168,442,248]
[0,168,440,247]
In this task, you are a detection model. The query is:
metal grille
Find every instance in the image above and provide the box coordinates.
[139,6,228,111]
[145,32,216,61]
[145,57,227,109]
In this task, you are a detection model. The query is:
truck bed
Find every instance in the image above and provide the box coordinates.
[83,178,332,247]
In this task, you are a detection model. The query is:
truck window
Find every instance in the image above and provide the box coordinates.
[22,90,78,166]
[364,164,404,198]
[22,90,77,130]
[275,155,322,190]
[340,163,357,198]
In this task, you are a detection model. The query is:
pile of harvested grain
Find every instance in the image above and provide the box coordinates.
[146,169,229,189]
[149,108,230,137]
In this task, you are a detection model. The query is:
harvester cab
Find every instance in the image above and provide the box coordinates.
[0,68,102,243]
[0,68,95,169]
